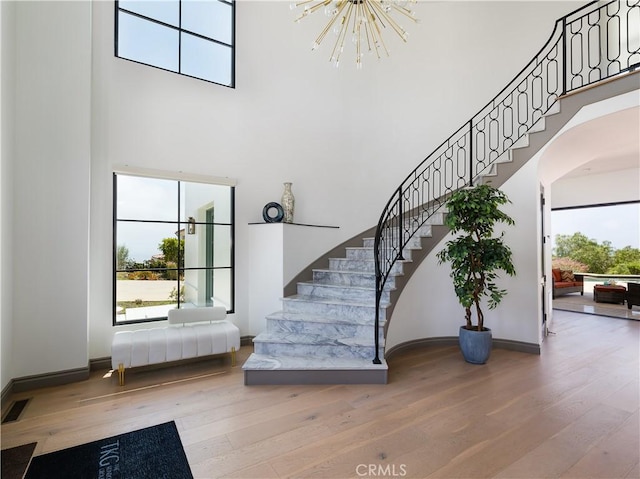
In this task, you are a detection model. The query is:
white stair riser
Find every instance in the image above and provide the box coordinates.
[253,341,377,360]
[282,298,386,321]
[312,270,396,289]
[267,317,385,339]
[362,235,423,249]
[404,216,442,228]
[381,224,434,241]
[297,283,390,303]
[346,247,414,262]
[328,258,404,274]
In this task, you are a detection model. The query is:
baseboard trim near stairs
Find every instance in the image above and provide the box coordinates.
[385,336,540,360]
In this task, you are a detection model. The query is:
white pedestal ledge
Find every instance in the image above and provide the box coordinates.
[247,222,340,337]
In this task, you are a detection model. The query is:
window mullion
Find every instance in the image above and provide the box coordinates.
[178,0,183,74]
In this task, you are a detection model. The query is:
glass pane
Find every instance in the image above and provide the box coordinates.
[211,185,233,224]
[119,0,179,26]
[116,221,181,266]
[117,175,178,222]
[181,33,232,86]
[182,0,232,44]
[212,225,231,267]
[180,268,233,307]
[183,227,204,268]
[211,268,232,310]
[117,11,179,72]
[182,182,232,224]
[182,269,202,305]
[115,275,179,323]
[181,225,230,267]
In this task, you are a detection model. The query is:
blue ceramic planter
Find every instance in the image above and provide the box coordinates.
[458,326,492,364]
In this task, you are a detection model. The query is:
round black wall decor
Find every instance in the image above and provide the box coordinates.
[262,202,284,223]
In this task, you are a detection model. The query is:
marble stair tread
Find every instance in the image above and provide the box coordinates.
[266,310,386,327]
[298,281,396,293]
[312,267,404,279]
[362,241,422,252]
[329,258,413,265]
[311,269,397,288]
[346,245,423,253]
[242,353,388,371]
[252,331,384,348]
[285,293,390,307]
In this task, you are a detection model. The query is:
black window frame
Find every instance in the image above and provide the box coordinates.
[112,173,236,326]
[114,0,236,88]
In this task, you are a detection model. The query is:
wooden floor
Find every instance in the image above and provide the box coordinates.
[2,310,639,478]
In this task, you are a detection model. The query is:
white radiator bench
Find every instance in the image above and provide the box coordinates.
[111,306,240,385]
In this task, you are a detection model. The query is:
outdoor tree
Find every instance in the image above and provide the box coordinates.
[158,237,184,268]
[551,257,589,273]
[554,233,613,273]
[553,232,640,274]
[609,246,640,274]
[116,244,130,270]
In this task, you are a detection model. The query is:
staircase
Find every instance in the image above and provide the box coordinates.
[243,0,639,386]
[243,215,445,385]
[243,70,639,386]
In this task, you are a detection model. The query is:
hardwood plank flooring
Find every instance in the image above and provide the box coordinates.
[1,310,638,478]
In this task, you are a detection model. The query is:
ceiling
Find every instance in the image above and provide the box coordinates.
[558,105,640,179]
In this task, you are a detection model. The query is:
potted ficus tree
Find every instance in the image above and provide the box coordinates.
[436,184,516,364]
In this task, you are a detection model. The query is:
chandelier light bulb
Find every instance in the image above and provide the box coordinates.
[292,0,418,67]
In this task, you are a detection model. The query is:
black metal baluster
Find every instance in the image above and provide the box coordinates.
[562,16,568,96]
[468,120,474,187]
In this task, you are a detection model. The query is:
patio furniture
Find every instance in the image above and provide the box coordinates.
[552,269,584,298]
[593,285,626,304]
[627,282,640,310]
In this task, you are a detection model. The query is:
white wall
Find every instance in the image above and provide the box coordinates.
[4,1,582,378]
[1,1,16,392]
[89,1,577,358]
[387,159,543,350]
[247,223,343,334]
[10,1,92,379]
[551,168,640,208]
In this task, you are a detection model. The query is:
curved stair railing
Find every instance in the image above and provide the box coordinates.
[373,0,640,364]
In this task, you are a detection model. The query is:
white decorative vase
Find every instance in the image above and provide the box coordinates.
[281,182,295,223]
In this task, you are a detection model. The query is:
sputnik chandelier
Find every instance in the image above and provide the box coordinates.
[292,0,418,68]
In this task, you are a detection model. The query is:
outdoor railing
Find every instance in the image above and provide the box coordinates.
[372,0,640,364]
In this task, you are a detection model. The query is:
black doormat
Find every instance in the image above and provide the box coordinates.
[1,442,37,479]
[24,421,193,479]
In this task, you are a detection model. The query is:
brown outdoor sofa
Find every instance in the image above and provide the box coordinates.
[552,268,584,298]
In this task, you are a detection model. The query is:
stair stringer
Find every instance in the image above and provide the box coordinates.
[477,71,640,189]
[283,225,377,298]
